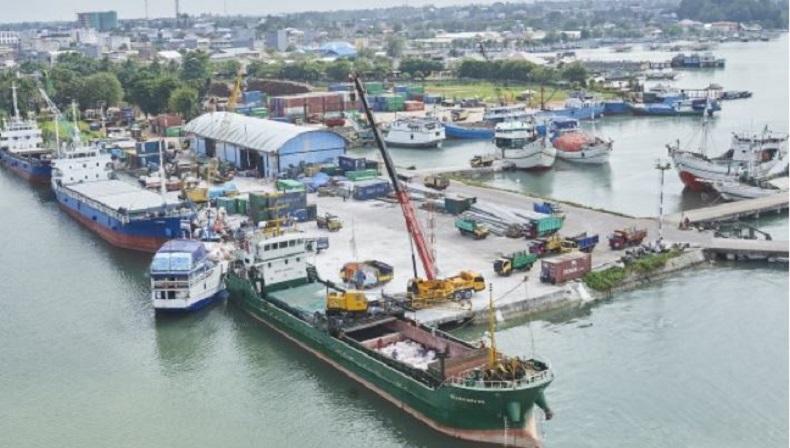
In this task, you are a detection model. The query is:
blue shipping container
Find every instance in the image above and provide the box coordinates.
[353,179,392,200]
[338,155,367,172]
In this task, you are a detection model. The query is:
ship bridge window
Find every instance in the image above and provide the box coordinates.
[288,240,295,247]
[264,244,271,251]
[279,241,287,249]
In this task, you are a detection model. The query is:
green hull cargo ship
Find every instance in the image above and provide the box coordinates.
[226,232,554,447]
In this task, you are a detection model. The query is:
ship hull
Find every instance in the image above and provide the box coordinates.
[226,274,551,447]
[154,289,228,313]
[502,144,557,170]
[556,144,611,164]
[444,122,494,140]
[671,150,752,192]
[54,186,183,253]
[0,149,52,183]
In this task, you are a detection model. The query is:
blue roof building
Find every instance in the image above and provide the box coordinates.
[318,41,357,58]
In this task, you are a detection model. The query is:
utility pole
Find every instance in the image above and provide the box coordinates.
[175,0,180,27]
[655,159,672,241]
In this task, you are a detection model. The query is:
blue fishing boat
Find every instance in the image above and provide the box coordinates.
[547,97,605,120]
[444,122,495,140]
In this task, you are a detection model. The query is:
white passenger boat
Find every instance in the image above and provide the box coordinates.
[482,104,532,123]
[383,118,445,148]
[150,239,229,312]
[495,120,556,170]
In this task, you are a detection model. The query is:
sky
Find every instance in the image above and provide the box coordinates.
[0,0,499,24]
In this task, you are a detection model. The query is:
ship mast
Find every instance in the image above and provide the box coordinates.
[70,101,81,145]
[37,87,61,156]
[11,82,20,120]
[487,283,497,368]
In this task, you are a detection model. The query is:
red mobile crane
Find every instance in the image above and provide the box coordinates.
[350,75,485,308]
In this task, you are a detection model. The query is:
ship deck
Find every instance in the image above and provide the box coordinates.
[66,180,183,212]
[267,282,328,314]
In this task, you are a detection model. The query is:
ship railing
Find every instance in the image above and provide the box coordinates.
[442,369,554,390]
[151,279,191,289]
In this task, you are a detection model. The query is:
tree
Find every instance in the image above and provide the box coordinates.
[561,62,587,86]
[168,86,199,120]
[399,58,443,78]
[129,75,179,116]
[386,36,405,58]
[214,59,241,79]
[247,60,282,79]
[180,50,211,92]
[326,59,353,82]
[78,72,124,109]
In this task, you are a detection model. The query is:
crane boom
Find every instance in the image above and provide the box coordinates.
[351,74,437,280]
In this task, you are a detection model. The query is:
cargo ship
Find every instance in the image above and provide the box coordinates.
[226,231,554,447]
[51,143,193,252]
[0,83,52,183]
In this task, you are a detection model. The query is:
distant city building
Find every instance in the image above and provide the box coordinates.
[0,31,20,46]
[77,11,118,31]
[265,29,289,52]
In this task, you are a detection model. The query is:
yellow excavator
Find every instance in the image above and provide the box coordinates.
[326,290,369,314]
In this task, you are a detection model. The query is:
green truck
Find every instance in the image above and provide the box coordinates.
[493,251,539,276]
[522,211,565,238]
[454,217,489,240]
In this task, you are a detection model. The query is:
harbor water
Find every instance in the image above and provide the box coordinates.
[1,38,788,448]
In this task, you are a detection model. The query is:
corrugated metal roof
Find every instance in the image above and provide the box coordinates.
[183,112,321,153]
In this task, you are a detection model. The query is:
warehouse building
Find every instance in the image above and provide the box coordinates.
[183,112,347,178]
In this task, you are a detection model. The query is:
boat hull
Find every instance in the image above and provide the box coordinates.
[154,289,228,313]
[444,123,494,140]
[383,139,443,149]
[226,274,552,447]
[0,149,52,183]
[556,144,611,164]
[502,144,557,170]
[54,186,183,253]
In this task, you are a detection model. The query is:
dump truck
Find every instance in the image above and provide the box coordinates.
[326,290,369,314]
[407,271,486,309]
[316,213,343,232]
[455,217,489,239]
[470,154,496,168]
[424,174,450,191]
[521,211,565,238]
[529,235,576,256]
[540,252,592,284]
[609,227,647,250]
[340,260,394,289]
[533,201,562,215]
[493,251,539,276]
[568,233,600,253]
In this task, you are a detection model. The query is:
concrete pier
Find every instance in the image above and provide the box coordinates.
[668,192,788,225]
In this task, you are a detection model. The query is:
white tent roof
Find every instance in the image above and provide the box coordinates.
[184,112,319,153]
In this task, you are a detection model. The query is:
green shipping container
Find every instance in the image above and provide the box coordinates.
[366,82,384,94]
[236,197,248,215]
[217,196,237,214]
[250,107,268,118]
[165,126,182,137]
[276,179,305,192]
[345,169,378,181]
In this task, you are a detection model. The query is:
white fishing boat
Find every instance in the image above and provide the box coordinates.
[552,116,612,164]
[710,179,782,201]
[668,125,788,192]
[150,239,229,312]
[495,120,556,170]
[383,117,445,148]
[0,83,52,183]
[482,104,532,123]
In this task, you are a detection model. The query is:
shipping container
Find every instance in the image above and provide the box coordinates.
[444,195,477,215]
[345,169,378,181]
[136,139,161,155]
[236,196,248,215]
[216,196,238,214]
[165,126,183,137]
[540,252,592,284]
[352,178,392,200]
[277,179,306,192]
[338,155,368,172]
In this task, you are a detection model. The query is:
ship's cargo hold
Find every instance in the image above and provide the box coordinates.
[326,290,369,314]
[424,174,449,191]
[494,251,538,276]
[340,260,394,289]
[352,178,392,200]
[316,213,342,231]
[540,252,591,284]
[444,195,476,215]
[454,217,489,240]
[609,227,647,250]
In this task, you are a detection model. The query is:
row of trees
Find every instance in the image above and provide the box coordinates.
[457,59,588,86]
[677,0,788,28]
[246,57,393,82]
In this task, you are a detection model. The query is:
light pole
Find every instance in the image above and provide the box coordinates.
[655,159,672,241]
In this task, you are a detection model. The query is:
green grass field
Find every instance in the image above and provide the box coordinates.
[423,81,571,105]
